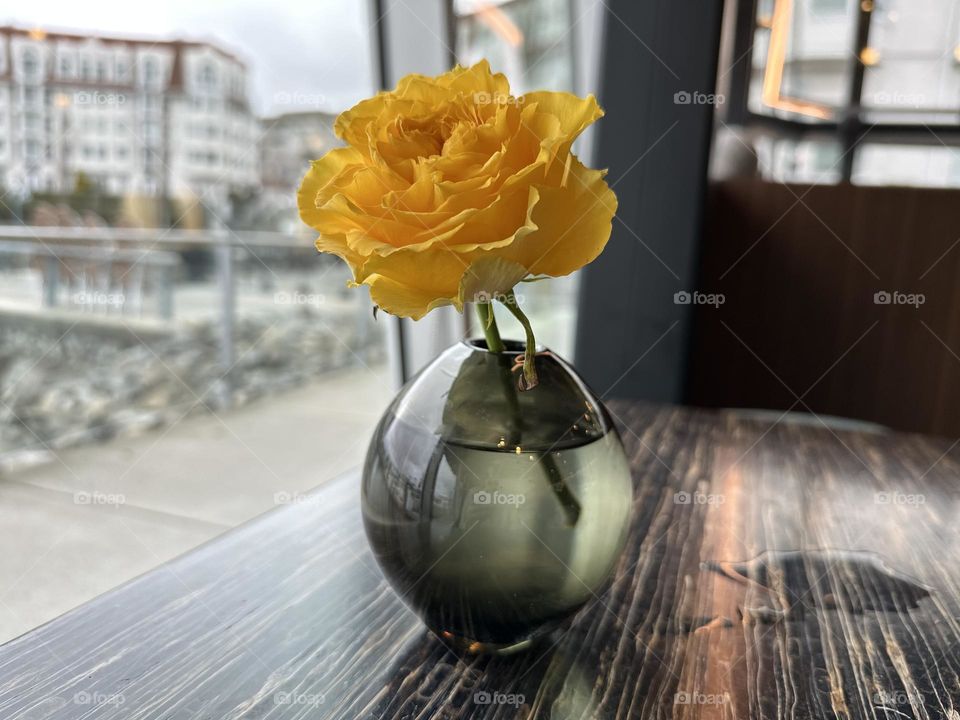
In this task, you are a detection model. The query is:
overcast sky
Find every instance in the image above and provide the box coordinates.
[2,0,378,117]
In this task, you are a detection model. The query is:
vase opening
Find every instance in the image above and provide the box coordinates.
[464,337,542,354]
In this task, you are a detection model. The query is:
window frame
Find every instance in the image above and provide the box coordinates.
[727,0,960,182]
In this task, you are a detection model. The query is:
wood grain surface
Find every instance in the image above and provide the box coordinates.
[2,401,959,719]
[690,179,960,438]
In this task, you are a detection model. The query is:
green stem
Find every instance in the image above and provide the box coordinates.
[479,295,580,527]
[500,291,538,390]
[475,302,504,353]
[542,450,581,527]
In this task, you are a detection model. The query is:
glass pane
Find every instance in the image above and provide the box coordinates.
[862,0,960,123]
[853,144,960,187]
[454,0,574,93]
[0,4,391,642]
[779,0,855,108]
[749,0,856,119]
[755,136,844,183]
[454,0,580,358]
[747,28,771,114]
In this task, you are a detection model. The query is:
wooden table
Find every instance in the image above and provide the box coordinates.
[2,402,959,719]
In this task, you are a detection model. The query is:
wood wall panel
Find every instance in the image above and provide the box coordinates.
[688,179,960,437]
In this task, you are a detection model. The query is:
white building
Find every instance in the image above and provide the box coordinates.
[260,111,337,189]
[252,111,338,233]
[0,26,260,217]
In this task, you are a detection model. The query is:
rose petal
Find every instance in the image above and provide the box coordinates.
[506,156,617,277]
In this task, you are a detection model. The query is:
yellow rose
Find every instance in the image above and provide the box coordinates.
[297,60,617,320]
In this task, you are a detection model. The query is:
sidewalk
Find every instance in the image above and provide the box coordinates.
[0,364,391,643]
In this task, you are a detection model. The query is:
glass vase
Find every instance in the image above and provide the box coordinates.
[361,339,632,654]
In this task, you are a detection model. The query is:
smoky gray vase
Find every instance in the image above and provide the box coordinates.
[361,339,633,654]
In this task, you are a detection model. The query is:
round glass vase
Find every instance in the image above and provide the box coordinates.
[361,339,633,654]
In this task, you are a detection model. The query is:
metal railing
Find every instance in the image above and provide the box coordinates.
[0,239,180,318]
[0,225,355,408]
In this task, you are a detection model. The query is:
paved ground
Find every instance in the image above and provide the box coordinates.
[0,364,391,643]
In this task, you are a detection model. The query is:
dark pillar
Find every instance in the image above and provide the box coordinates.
[574,0,725,402]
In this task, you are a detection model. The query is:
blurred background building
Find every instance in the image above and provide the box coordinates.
[257,110,337,232]
[0,26,259,223]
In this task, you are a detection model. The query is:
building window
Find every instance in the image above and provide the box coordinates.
[144,58,158,84]
[199,63,217,90]
[21,49,39,80]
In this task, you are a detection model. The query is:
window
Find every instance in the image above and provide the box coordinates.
[21,49,39,79]
[0,1,387,644]
[725,0,960,186]
[455,0,580,356]
[853,145,960,188]
[143,57,158,84]
[199,62,217,90]
[746,0,855,118]
[861,0,960,123]
[455,0,575,93]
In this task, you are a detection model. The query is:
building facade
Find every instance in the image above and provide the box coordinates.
[256,111,338,233]
[259,110,337,191]
[0,26,260,217]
